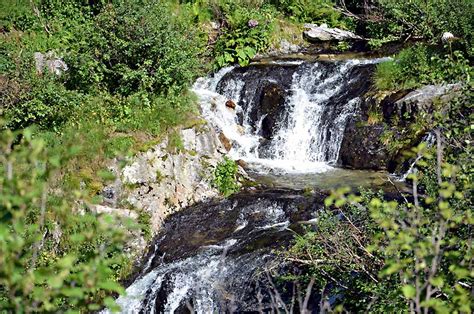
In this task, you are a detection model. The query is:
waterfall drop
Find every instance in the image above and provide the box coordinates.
[193,58,388,173]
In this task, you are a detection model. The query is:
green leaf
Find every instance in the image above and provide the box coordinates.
[401,285,416,299]
[429,276,444,288]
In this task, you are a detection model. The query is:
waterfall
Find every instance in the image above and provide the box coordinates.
[193,58,388,174]
[107,57,398,314]
[106,194,310,314]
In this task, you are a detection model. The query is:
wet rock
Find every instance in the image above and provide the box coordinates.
[260,83,286,139]
[218,132,233,151]
[225,99,236,109]
[339,84,462,171]
[236,159,247,168]
[216,63,299,130]
[303,23,363,42]
[236,125,245,134]
[339,121,389,170]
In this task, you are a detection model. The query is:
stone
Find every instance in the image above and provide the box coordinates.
[236,159,247,168]
[393,84,461,114]
[259,83,286,139]
[225,99,236,109]
[338,120,389,170]
[236,125,246,135]
[218,132,232,151]
[339,83,462,171]
[278,39,300,54]
[181,128,196,151]
[92,204,138,219]
[303,23,363,42]
[34,51,68,76]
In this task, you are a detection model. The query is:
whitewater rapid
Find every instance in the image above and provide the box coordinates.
[192,58,389,174]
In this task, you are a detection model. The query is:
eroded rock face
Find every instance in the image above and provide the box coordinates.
[339,84,462,171]
[303,23,363,42]
[104,126,227,236]
[339,122,388,170]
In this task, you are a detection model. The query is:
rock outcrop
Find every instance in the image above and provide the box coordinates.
[102,125,228,235]
[339,84,462,171]
[34,51,68,76]
[304,23,363,42]
[259,83,286,139]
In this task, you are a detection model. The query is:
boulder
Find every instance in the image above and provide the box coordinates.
[303,23,363,42]
[34,51,68,76]
[236,159,248,168]
[339,121,389,170]
[259,83,286,139]
[225,99,236,109]
[218,132,233,151]
[339,84,462,171]
[391,84,461,117]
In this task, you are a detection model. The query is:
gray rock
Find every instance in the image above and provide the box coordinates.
[181,128,196,151]
[393,83,461,113]
[339,83,463,171]
[120,126,229,232]
[34,51,68,76]
[303,23,363,42]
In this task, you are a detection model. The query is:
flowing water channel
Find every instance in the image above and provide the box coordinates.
[111,57,404,313]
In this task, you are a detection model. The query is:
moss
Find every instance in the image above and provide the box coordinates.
[166,130,184,153]
[137,210,152,241]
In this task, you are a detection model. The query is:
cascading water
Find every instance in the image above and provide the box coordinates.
[108,57,400,314]
[108,191,321,313]
[192,58,388,173]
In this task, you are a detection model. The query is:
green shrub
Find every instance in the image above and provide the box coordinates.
[378,0,474,55]
[68,0,202,96]
[375,44,472,90]
[269,0,344,26]
[4,76,84,131]
[214,4,275,67]
[212,157,239,197]
[0,126,136,312]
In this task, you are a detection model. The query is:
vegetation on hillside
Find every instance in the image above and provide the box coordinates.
[0,0,472,311]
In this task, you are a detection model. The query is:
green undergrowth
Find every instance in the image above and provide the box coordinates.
[375,44,472,91]
[212,157,239,197]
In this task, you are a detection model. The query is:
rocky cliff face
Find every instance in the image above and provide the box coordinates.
[98,125,228,243]
[338,84,462,172]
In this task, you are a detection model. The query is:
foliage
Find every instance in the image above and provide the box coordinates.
[269,0,345,27]
[68,0,202,97]
[1,0,201,132]
[377,0,474,55]
[214,3,276,67]
[0,126,135,312]
[375,44,473,90]
[212,157,239,197]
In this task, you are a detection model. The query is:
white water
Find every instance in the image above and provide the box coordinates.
[192,58,388,174]
[109,199,293,313]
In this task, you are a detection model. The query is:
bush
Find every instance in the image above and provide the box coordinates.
[0,127,135,312]
[4,75,84,131]
[375,44,472,90]
[68,0,202,96]
[378,0,474,55]
[212,157,239,197]
[214,3,276,67]
[270,0,344,27]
